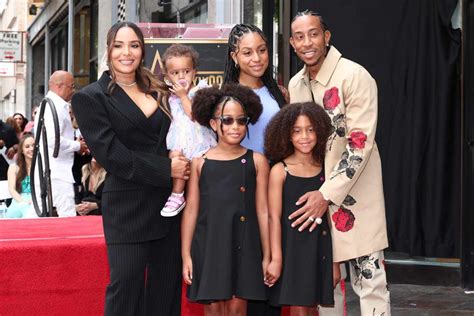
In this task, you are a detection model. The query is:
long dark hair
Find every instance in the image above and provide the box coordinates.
[15,133,34,193]
[106,21,171,117]
[223,24,286,108]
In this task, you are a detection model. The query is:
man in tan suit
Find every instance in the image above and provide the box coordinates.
[287,10,391,316]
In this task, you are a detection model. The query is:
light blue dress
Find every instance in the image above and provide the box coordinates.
[241,86,281,153]
[166,81,217,160]
[6,176,37,218]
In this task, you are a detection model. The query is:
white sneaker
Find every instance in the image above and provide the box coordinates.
[160,193,186,217]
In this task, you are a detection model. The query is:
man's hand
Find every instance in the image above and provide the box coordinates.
[289,190,328,232]
[6,144,17,159]
[77,138,89,156]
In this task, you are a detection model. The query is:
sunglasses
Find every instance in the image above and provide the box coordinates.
[214,116,250,126]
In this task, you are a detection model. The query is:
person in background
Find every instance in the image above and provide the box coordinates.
[0,118,18,181]
[288,10,390,315]
[71,21,190,315]
[13,113,28,133]
[24,106,38,134]
[34,70,89,217]
[6,116,22,140]
[75,157,105,216]
[6,133,37,218]
[70,106,92,194]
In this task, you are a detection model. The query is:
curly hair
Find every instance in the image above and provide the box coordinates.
[161,44,199,72]
[264,102,332,164]
[223,24,286,108]
[192,84,263,129]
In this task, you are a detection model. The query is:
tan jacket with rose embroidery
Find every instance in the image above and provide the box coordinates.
[289,46,388,262]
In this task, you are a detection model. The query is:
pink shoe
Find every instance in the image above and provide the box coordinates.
[160,193,186,217]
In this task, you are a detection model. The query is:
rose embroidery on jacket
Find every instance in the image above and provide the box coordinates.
[330,131,367,180]
[331,150,363,179]
[332,194,357,232]
[327,113,346,151]
[349,131,367,149]
[323,87,340,111]
[332,206,355,232]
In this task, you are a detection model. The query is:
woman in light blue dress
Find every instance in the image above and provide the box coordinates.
[224,24,288,154]
[6,133,37,218]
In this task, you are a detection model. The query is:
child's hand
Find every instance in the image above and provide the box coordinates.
[333,262,341,288]
[264,260,282,287]
[170,80,189,100]
[262,256,270,278]
[182,256,193,285]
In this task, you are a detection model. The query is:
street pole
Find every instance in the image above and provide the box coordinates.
[44,24,50,93]
[68,0,74,73]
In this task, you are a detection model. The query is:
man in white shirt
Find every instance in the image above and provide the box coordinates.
[35,70,88,217]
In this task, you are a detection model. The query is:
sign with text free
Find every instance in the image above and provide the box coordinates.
[0,31,22,62]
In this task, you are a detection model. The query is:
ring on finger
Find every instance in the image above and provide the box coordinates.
[308,216,315,222]
[315,217,323,224]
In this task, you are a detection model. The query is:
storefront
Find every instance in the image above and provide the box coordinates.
[27,0,98,107]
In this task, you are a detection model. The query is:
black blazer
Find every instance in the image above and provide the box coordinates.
[71,72,176,244]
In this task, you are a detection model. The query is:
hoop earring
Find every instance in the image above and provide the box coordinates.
[235,62,239,69]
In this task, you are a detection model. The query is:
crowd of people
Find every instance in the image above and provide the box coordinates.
[0,71,102,219]
[0,10,391,316]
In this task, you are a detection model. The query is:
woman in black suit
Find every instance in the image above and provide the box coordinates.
[71,22,190,315]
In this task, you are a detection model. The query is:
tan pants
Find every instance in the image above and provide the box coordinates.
[319,250,391,316]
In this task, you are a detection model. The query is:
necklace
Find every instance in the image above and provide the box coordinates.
[116,80,137,87]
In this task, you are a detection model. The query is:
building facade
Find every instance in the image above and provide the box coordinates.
[0,0,28,120]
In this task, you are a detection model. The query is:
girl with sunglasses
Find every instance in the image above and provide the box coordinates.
[181,84,271,315]
[264,103,339,314]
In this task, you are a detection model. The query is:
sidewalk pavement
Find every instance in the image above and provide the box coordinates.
[346,284,474,315]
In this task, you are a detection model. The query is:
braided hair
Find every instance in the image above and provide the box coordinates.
[223,24,286,108]
[291,10,328,32]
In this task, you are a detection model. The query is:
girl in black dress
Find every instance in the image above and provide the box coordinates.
[181,84,270,315]
[264,102,340,315]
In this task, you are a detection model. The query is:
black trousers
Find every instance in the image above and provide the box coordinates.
[104,222,181,316]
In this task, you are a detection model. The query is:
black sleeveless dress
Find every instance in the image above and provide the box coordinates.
[187,150,267,303]
[269,161,334,307]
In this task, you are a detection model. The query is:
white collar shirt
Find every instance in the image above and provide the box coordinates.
[35,90,80,183]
